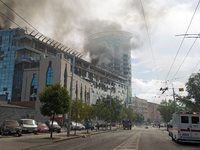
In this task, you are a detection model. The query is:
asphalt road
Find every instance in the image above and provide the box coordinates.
[27,128,200,150]
[1,127,199,150]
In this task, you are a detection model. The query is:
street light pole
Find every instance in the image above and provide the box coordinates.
[67,53,75,137]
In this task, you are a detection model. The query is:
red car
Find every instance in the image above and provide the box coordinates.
[37,122,49,133]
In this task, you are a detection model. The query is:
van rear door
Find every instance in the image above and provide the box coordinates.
[180,114,191,138]
[190,114,200,138]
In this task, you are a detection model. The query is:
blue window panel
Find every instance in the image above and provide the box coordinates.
[46,64,53,86]
[31,74,37,89]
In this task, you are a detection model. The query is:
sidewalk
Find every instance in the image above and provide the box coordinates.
[0,127,117,150]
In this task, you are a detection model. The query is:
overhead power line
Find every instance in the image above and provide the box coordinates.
[0,0,38,31]
[0,11,20,27]
[139,0,159,80]
[165,0,200,81]
[171,35,198,82]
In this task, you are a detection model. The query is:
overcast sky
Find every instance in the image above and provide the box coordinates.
[1,0,200,104]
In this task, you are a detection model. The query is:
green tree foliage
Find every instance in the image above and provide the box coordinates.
[71,99,87,135]
[147,118,151,124]
[95,96,123,122]
[157,99,185,123]
[39,83,70,138]
[84,104,96,133]
[118,109,128,122]
[135,113,144,124]
[123,107,136,121]
[176,73,200,111]
[122,107,144,124]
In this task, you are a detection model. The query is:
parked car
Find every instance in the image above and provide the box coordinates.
[70,122,81,130]
[0,120,22,136]
[45,120,61,133]
[19,119,37,134]
[37,122,49,133]
[78,123,86,130]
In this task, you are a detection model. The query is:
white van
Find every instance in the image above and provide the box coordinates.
[19,119,37,134]
[169,111,200,143]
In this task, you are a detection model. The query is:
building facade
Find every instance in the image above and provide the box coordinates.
[147,102,162,124]
[0,27,128,106]
[88,31,132,107]
[132,96,148,121]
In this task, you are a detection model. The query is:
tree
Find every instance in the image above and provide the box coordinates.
[135,113,144,124]
[71,99,87,135]
[157,99,185,123]
[147,118,151,124]
[39,83,70,138]
[123,107,136,121]
[95,96,123,123]
[84,104,96,133]
[176,73,200,111]
[118,109,128,127]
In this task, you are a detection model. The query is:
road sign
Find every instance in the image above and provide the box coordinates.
[179,88,184,92]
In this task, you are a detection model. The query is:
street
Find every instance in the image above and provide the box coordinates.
[1,127,199,150]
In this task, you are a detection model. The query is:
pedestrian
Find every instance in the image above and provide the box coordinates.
[97,123,100,130]
[91,123,94,131]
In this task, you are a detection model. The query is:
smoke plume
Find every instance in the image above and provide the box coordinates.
[0,0,167,63]
[0,0,16,29]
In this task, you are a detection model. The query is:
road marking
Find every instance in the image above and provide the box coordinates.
[113,131,142,150]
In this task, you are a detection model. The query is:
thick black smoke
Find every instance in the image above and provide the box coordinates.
[1,0,167,63]
[0,0,16,29]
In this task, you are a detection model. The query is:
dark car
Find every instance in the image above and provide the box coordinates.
[0,120,22,136]
[45,120,61,133]
[37,122,49,133]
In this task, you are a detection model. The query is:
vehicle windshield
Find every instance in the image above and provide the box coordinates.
[5,121,19,126]
[38,123,46,126]
[49,121,58,125]
[23,120,36,125]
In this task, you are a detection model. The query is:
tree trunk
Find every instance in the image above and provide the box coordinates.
[50,114,55,138]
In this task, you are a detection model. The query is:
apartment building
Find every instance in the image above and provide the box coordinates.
[147,102,162,124]
[132,96,148,121]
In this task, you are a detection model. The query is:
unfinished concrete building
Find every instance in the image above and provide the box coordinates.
[87,31,132,106]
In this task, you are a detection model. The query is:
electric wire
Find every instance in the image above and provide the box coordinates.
[165,0,200,81]
[0,0,38,31]
[139,0,159,80]
[0,11,20,27]
[170,35,198,82]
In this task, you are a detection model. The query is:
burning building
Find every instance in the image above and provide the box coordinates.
[0,27,129,107]
[87,31,133,105]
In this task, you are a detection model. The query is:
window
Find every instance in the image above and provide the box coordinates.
[46,61,53,86]
[181,116,189,123]
[192,117,199,124]
[30,74,37,101]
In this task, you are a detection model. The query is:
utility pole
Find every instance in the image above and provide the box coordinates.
[160,81,176,113]
[172,87,176,113]
[110,87,112,130]
[67,53,75,137]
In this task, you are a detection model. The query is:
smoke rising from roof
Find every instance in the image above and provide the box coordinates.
[0,0,16,29]
[0,0,167,59]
